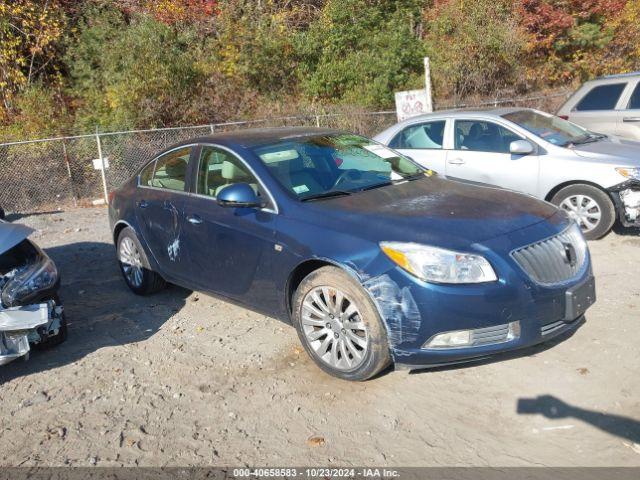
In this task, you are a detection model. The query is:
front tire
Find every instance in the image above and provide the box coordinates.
[292,266,391,381]
[117,227,166,295]
[551,184,615,240]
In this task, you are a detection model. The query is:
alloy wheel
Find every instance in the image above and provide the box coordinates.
[559,194,602,232]
[301,286,368,371]
[119,237,144,288]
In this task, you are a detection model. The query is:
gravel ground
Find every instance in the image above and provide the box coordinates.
[0,206,639,467]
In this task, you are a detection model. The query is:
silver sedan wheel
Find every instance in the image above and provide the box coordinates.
[560,194,602,232]
[119,237,143,288]
[301,286,368,371]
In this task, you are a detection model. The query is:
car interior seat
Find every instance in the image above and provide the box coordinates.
[269,151,326,195]
[405,126,441,149]
[157,158,187,191]
[214,160,258,196]
[462,123,497,152]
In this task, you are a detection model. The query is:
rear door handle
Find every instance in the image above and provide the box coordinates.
[137,200,148,208]
[448,158,466,165]
[187,214,203,225]
[623,117,640,123]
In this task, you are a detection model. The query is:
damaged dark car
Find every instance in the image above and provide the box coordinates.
[109,128,595,381]
[0,222,66,365]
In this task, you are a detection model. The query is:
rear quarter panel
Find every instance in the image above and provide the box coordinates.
[109,178,153,250]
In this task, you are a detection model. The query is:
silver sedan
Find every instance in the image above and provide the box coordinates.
[374,108,640,239]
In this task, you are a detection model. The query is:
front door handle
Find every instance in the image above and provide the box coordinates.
[448,158,466,165]
[137,200,148,208]
[187,214,203,225]
[623,117,640,123]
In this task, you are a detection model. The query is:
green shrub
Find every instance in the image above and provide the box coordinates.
[296,0,427,108]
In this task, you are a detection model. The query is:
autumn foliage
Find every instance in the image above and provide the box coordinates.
[1,0,639,141]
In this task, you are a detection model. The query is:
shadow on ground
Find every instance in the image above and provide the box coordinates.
[4,211,63,222]
[0,241,189,384]
[613,223,640,237]
[518,394,640,443]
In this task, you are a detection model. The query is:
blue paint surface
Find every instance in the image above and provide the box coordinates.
[109,128,592,368]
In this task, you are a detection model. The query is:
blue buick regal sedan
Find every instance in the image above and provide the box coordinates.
[108,128,595,381]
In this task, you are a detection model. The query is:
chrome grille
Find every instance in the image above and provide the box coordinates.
[541,320,565,336]
[470,323,511,346]
[511,224,587,286]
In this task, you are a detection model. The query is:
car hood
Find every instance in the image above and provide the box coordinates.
[572,137,640,165]
[0,221,34,254]
[301,176,561,249]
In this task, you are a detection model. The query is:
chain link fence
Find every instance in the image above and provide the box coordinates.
[0,90,569,213]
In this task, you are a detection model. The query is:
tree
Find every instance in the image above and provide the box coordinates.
[423,0,525,98]
[0,0,65,118]
[518,0,628,82]
[295,0,427,107]
[66,5,203,130]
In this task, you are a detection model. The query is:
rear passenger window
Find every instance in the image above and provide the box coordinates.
[390,120,446,149]
[628,83,640,109]
[575,83,626,111]
[150,147,191,191]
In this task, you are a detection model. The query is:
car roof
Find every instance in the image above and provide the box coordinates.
[595,71,640,81]
[392,106,529,125]
[164,127,345,152]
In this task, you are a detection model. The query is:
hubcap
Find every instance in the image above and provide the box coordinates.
[119,237,143,288]
[560,194,601,232]
[301,286,368,371]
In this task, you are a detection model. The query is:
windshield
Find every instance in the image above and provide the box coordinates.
[502,110,595,147]
[251,134,425,200]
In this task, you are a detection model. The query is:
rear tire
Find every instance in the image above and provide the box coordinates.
[117,227,166,295]
[292,266,391,381]
[551,184,615,240]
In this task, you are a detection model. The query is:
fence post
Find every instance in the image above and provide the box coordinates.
[61,139,78,207]
[95,134,109,204]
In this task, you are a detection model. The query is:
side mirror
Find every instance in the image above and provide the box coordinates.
[216,183,263,208]
[510,140,535,155]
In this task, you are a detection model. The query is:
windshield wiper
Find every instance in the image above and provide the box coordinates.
[395,172,425,182]
[563,133,606,147]
[300,190,352,202]
[358,181,392,191]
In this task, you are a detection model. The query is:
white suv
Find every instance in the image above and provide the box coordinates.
[557,72,640,141]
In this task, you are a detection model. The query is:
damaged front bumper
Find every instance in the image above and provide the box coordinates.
[609,180,640,227]
[0,220,65,365]
[0,299,64,365]
[364,219,594,371]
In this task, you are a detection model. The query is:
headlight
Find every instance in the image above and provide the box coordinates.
[1,245,58,307]
[380,242,497,284]
[616,167,640,181]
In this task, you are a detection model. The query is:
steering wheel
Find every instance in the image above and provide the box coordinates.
[332,169,362,189]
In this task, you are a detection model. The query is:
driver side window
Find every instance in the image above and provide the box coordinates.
[197,146,261,198]
[454,120,522,154]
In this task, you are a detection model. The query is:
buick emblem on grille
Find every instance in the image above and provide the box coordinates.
[562,242,577,267]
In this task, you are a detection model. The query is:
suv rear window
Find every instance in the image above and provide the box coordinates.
[575,83,626,111]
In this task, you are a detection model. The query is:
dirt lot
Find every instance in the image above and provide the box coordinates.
[0,206,639,467]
